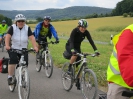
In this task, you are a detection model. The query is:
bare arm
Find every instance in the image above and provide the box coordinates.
[29,35,38,52]
[5,34,11,50]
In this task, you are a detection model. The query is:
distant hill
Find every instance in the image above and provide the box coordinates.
[0,6,112,20]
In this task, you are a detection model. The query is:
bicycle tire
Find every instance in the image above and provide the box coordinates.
[1,39,4,52]
[45,53,53,78]
[61,62,73,91]
[8,76,17,92]
[81,69,98,99]
[18,68,30,99]
[35,53,42,72]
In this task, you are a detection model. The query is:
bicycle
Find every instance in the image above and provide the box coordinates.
[35,41,56,78]
[1,34,5,52]
[8,48,35,99]
[61,53,98,99]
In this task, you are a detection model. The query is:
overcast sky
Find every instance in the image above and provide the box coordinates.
[0,0,122,10]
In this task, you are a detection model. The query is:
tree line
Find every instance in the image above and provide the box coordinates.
[112,0,133,17]
[0,14,12,26]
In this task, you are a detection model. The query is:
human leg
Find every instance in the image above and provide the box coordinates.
[107,83,130,99]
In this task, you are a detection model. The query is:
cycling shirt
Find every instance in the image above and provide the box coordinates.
[40,25,49,36]
[66,27,97,52]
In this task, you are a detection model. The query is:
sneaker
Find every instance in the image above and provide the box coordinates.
[8,77,13,85]
[67,66,72,75]
[75,81,81,90]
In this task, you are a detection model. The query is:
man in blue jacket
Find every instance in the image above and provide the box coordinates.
[34,16,59,58]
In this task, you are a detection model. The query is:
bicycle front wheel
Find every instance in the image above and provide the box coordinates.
[8,76,17,92]
[81,69,98,99]
[35,53,42,72]
[18,68,30,99]
[61,62,73,91]
[45,53,53,78]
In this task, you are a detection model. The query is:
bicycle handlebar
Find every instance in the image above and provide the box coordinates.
[38,41,57,45]
[7,48,35,54]
[75,53,98,57]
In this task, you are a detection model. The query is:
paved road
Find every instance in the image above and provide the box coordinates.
[0,49,105,99]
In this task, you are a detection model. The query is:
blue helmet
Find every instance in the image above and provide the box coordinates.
[2,20,6,23]
[44,16,51,21]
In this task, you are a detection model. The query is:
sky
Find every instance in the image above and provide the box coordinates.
[0,0,122,10]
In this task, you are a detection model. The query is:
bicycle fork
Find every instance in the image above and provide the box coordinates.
[18,66,26,87]
[44,50,50,66]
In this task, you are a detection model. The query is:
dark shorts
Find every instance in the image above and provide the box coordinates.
[8,51,28,65]
[38,35,48,50]
[65,44,81,67]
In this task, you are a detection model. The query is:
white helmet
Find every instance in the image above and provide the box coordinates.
[15,14,26,21]
[78,19,88,28]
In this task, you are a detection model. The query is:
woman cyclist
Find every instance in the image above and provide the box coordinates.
[63,19,100,90]
[5,14,38,85]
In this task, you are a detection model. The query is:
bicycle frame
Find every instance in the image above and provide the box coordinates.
[72,54,88,82]
[39,41,55,64]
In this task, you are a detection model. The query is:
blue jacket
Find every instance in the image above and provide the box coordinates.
[33,22,59,40]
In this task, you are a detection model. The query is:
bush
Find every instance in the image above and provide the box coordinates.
[130,12,133,17]
[123,13,128,17]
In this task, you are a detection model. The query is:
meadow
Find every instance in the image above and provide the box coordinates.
[28,16,133,92]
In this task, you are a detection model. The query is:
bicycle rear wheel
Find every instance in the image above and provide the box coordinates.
[35,53,42,72]
[45,53,53,78]
[61,62,73,91]
[9,76,17,92]
[81,69,98,99]
[18,68,30,99]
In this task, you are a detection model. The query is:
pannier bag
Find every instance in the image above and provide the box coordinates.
[0,57,9,73]
[63,50,72,60]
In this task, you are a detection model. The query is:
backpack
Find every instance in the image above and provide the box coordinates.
[63,50,72,60]
[0,57,9,73]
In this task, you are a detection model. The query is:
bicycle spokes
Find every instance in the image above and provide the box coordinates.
[81,69,98,99]
[45,54,53,78]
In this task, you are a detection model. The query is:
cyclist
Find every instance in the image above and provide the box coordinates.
[33,16,59,58]
[64,19,100,90]
[107,24,133,99]
[5,14,38,85]
[0,20,8,47]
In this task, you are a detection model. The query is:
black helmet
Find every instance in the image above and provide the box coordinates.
[2,20,6,23]
[43,16,51,21]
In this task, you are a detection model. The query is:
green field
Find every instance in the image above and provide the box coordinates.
[28,16,133,92]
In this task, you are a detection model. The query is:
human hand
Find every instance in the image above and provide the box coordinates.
[5,45,10,50]
[34,46,38,53]
[95,51,100,56]
[55,40,59,44]
[71,49,77,54]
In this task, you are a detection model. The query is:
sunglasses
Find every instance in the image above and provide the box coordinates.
[17,20,25,23]
[44,19,50,22]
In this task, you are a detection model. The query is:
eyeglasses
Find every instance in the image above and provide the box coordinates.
[44,19,50,22]
[17,20,25,23]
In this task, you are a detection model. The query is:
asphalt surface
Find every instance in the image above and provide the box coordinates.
[0,48,106,99]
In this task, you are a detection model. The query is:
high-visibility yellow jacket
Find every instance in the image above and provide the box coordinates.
[107,24,133,89]
[0,24,8,35]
